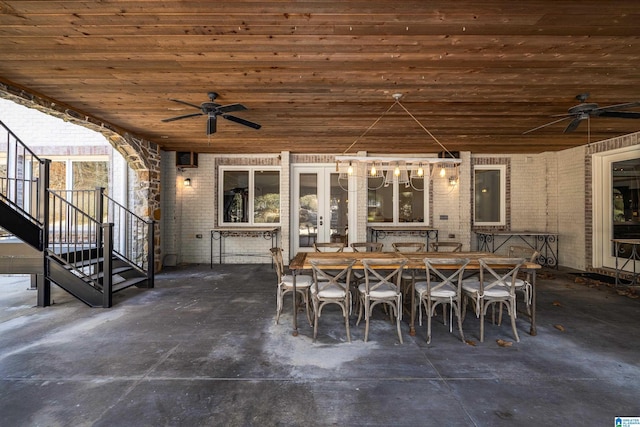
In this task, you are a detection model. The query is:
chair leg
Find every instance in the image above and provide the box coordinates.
[275,290,282,325]
[453,301,465,342]
[343,302,351,343]
[396,304,403,344]
[480,301,486,342]
[509,301,520,342]
[426,301,432,344]
[312,301,319,343]
[364,298,371,342]
[302,291,312,326]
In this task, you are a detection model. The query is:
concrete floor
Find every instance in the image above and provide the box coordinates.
[1,264,639,426]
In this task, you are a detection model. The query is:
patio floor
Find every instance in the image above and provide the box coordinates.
[1,263,639,426]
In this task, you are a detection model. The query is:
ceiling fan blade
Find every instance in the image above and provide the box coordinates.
[161,112,203,122]
[597,111,640,119]
[563,117,584,133]
[207,115,217,135]
[593,101,640,113]
[222,114,261,129]
[216,103,248,114]
[522,116,572,135]
[168,98,202,109]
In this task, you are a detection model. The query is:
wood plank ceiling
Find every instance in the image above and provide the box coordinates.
[1,1,639,155]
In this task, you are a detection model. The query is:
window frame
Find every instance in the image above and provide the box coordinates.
[473,164,506,226]
[366,174,430,226]
[218,165,282,226]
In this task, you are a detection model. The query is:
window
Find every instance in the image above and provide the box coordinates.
[367,176,428,224]
[474,165,506,226]
[219,167,280,225]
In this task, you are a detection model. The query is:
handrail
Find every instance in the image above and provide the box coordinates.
[47,189,106,290]
[0,119,46,227]
[48,188,153,275]
[102,190,154,281]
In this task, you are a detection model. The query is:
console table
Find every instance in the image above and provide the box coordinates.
[612,239,640,287]
[476,230,559,268]
[369,225,438,249]
[210,227,279,266]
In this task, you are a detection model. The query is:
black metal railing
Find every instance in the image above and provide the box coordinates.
[1,119,152,305]
[47,189,110,291]
[49,187,154,281]
[0,119,46,227]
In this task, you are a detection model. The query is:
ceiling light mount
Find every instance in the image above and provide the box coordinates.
[392,93,403,101]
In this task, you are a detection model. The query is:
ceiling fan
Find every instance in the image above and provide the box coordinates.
[523,93,640,135]
[162,92,261,135]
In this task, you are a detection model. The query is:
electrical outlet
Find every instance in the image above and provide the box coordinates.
[448,233,455,239]
[196,234,203,239]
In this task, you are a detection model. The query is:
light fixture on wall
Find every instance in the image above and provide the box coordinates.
[335,93,461,190]
[183,178,191,187]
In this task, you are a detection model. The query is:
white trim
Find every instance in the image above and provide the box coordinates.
[473,164,506,226]
[592,145,640,270]
[218,165,282,227]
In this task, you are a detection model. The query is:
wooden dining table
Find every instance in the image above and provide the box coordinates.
[288,251,542,338]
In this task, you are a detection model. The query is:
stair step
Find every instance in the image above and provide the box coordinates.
[113,276,147,292]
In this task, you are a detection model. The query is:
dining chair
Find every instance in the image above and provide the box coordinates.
[310,258,355,343]
[462,257,525,342]
[270,248,312,326]
[391,242,425,252]
[507,246,541,317]
[415,257,470,343]
[313,242,346,252]
[429,241,463,252]
[349,242,384,311]
[357,258,407,344]
[350,242,384,252]
[392,242,427,302]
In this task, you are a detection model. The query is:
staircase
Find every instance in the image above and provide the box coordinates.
[0,119,154,307]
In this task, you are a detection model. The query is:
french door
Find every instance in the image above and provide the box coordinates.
[593,146,640,271]
[292,165,349,254]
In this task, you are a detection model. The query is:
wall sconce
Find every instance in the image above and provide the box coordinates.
[183,178,191,187]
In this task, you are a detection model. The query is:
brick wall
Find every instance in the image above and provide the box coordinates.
[155,137,638,271]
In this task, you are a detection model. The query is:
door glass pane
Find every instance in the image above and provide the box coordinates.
[368,180,393,222]
[223,170,249,223]
[475,169,501,223]
[299,173,318,248]
[253,170,280,223]
[399,180,424,222]
[330,173,348,243]
[612,158,640,259]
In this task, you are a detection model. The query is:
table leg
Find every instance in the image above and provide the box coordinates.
[529,270,537,336]
[409,270,416,336]
[292,270,299,336]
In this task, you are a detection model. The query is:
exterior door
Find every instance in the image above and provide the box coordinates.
[292,165,349,253]
[593,146,640,272]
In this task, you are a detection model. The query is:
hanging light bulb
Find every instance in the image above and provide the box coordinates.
[417,163,424,177]
[394,164,401,177]
[370,163,377,176]
[439,165,446,178]
[347,161,354,176]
